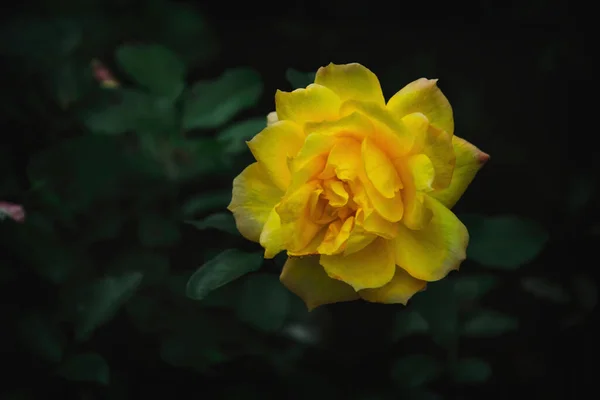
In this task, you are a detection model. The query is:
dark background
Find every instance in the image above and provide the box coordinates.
[0,1,595,399]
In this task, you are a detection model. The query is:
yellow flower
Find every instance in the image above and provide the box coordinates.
[228,63,489,310]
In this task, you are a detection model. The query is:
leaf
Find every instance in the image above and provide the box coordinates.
[186,249,263,300]
[17,313,65,364]
[392,310,429,341]
[450,358,492,383]
[520,277,570,303]
[116,44,185,99]
[460,214,549,269]
[182,190,232,217]
[410,279,458,348]
[217,117,266,154]
[462,310,518,337]
[390,354,442,388]
[182,67,263,130]
[27,135,132,212]
[72,272,144,341]
[186,212,238,235]
[57,353,109,385]
[285,68,316,89]
[453,274,498,302]
[84,89,177,136]
[111,252,170,287]
[236,273,291,332]
[138,215,181,247]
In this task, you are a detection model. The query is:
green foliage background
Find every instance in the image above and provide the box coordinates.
[0,1,594,399]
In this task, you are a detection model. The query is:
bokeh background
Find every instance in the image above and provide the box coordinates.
[0,1,594,399]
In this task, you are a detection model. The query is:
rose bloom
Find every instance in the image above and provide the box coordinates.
[228,63,488,310]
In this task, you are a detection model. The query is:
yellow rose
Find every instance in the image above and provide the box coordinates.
[228,63,489,310]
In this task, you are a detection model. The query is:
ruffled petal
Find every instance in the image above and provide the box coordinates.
[315,63,385,106]
[275,84,341,124]
[359,267,427,305]
[320,237,395,291]
[393,196,469,282]
[387,78,454,136]
[228,162,284,242]
[280,255,359,311]
[247,120,304,190]
[430,135,490,209]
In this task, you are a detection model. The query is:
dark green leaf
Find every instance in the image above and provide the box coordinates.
[17,313,65,364]
[186,249,263,300]
[73,272,144,341]
[111,252,170,287]
[182,190,232,217]
[27,136,132,212]
[116,44,185,99]
[462,310,518,337]
[460,214,548,269]
[390,354,442,388]
[236,273,291,332]
[451,358,492,383]
[183,67,263,130]
[453,274,498,302]
[138,215,181,247]
[186,212,238,235]
[520,277,570,303]
[57,353,109,385]
[84,89,177,136]
[217,117,266,154]
[285,68,316,89]
[392,310,429,341]
[410,279,458,348]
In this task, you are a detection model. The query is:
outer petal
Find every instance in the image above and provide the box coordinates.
[247,120,304,190]
[320,237,395,291]
[315,63,385,106]
[387,78,454,136]
[359,267,427,305]
[259,208,286,258]
[228,163,284,242]
[275,84,341,124]
[394,196,469,282]
[280,256,359,311]
[430,135,490,209]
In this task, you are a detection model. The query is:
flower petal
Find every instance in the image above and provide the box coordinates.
[430,135,489,209]
[259,208,286,258]
[275,83,341,124]
[362,137,402,198]
[247,120,304,190]
[320,237,395,291]
[359,267,427,305]
[228,163,284,242]
[315,63,385,106]
[340,100,414,159]
[393,195,469,282]
[403,112,455,190]
[275,182,322,251]
[387,78,454,136]
[280,255,359,311]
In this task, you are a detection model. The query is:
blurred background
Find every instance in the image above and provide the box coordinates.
[0,1,594,399]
